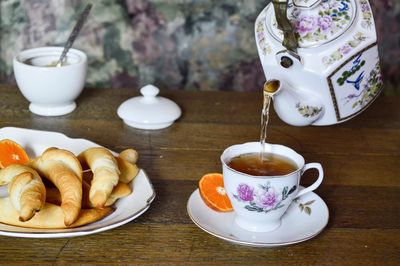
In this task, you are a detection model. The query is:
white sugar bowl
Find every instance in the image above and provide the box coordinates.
[13,46,87,116]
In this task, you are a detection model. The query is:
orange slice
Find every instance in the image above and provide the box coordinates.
[0,139,30,168]
[199,173,233,212]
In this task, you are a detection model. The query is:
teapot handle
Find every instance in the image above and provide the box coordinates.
[272,0,299,55]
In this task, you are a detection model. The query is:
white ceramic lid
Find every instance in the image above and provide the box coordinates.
[117,84,182,130]
[266,0,356,48]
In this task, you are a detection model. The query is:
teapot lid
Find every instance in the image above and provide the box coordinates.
[117,84,182,130]
[267,0,356,48]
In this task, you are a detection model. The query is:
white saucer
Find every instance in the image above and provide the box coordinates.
[187,187,329,247]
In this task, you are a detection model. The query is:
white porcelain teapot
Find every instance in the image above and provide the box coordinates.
[255,0,383,126]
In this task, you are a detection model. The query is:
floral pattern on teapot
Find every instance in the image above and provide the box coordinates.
[256,12,272,55]
[323,32,367,66]
[359,0,373,29]
[291,0,353,44]
[296,103,324,118]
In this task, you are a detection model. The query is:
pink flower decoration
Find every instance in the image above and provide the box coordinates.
[295,16,318,36]
[361,3,371,12]
[318,15,334,33]
[237,183,254,201]
[255,188,280,210]
[339,44,352,55]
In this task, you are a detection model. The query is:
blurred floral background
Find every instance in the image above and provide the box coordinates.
[0,0,398,93]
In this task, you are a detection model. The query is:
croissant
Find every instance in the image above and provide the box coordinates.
[82,155,138,185]
[37,147,83,181]
[104,182,132,206]
[115,156,139,184]
[0,165,46,221]
[46,180,132,208]
[78,147,120,207]
[118,148,139,165]
[0,197,113,229]
[30,148,83,226]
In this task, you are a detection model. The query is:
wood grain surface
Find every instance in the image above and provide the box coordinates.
[0,85,399,265]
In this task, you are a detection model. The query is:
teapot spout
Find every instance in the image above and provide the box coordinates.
[268,79,325,126]
[263,79,282,97]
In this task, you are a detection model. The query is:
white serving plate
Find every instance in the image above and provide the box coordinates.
[0,127,155,238]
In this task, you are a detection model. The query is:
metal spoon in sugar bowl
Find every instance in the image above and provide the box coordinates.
[55,3,92,67]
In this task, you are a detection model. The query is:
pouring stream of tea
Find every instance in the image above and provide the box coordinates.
[260,80,280,161]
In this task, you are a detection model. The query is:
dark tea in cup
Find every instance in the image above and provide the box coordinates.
[227,152,297,176]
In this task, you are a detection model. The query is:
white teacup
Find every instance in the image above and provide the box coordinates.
[13,46,87,116]
[221,142,323,232]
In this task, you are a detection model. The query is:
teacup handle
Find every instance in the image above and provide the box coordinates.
[296,163,324,198]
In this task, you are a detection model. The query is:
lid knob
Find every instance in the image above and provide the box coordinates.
[140,84,159,98]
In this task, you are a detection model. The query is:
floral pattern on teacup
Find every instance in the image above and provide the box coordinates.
[295,199,316,215]
[233,182,297,213]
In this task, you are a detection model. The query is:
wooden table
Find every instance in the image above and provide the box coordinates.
[0,85,398,265]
